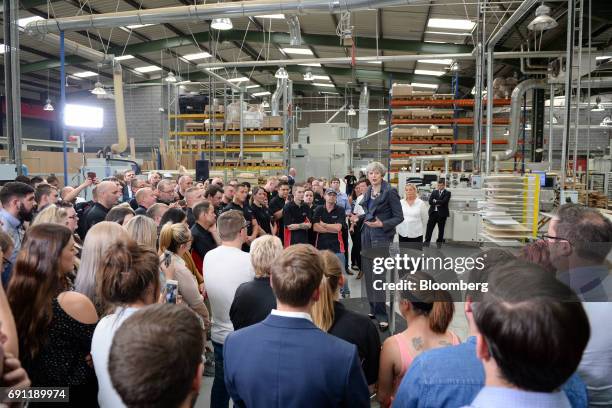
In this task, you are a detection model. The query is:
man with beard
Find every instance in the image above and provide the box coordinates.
[0,181,36,285]
[155,179,176,205]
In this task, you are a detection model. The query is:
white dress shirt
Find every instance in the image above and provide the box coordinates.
[353,194,365,216]
[396,198,428,238]
[270,309,313,322]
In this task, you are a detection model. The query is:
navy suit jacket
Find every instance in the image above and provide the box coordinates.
[224,314,370,408]
[360,180,404,241]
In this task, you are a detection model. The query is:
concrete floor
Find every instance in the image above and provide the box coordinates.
[194,267,470,408]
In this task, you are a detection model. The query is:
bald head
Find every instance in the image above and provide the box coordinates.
[178,175,193,194]
[97,180,122,209]
[135,187,157,209]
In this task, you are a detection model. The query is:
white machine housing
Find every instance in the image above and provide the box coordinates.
[291,123,352,180]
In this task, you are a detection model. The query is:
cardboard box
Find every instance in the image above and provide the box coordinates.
[264,116,283,128]
[391,84,413,97]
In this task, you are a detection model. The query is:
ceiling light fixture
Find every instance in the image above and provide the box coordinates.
[280,48,314,55]
[114,55,135,61]
[275,67,289,79]
[600,116,612,127]
[252,91,272,97]
[211,18,233,30]
[135,65,162,73]
[262,99,270,108]
[527,5,558,31]
[378,116,387,126]
[303,71,314,81]
[427,18,475,31]
[182,52,212,61]
[414,69,446,77]
[43,98,54,111]
[74,71,97,78]
[313,83,335,88]
[165,72,177,83]
[91,81,106,95]
[347,104,356,116]
[451,62,460,71]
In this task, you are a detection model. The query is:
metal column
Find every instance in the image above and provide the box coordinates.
[3,0,23,175]
[560,0,576,189]
[60,32,68,183]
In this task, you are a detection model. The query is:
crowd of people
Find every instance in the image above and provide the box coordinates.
[0,162,609,408]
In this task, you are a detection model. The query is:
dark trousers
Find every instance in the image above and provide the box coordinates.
[399,235,423,243]
[211,341,230,408]
[341,225,349,270]
[350,228,362,269]
[425,212,447,243]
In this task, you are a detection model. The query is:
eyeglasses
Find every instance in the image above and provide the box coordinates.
[537,234,570,243]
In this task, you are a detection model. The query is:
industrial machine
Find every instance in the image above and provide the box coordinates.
[292,123,352,180]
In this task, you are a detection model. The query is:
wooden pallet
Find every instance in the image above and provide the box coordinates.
[431,135,454,141]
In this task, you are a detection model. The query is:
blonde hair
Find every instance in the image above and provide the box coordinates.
[125,215,158,251]
[75,221,129,310]
[31,204,68,227]
[158,222,191,255]
[311,250,343,332]
[250,235,283,278]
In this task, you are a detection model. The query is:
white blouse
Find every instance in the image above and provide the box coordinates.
[396,198,428,238]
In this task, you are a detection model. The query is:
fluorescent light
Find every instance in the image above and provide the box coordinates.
[252,91,271,97]
[425,31,472,36]
[298,63,321,67]
[206,67,223,71]
[367,61,382,64]
[313,83,335,88]
[320,91,339,95]
[227,77,249,82]
[114,55,135,61]
[311,75,330,81]
[125,23,155,29]
[211,18,233,30]
[427,18,475,31]
[73,71,97,78]
[281,48,314,55]
[246,85,260,89]
[135,66,162,73]
[17,16,44,28]
[411,82,438,89]
[596,55,611,60]
[417,59,453,65]
[182,52,212,61]
[64,104,104,129]
[414,69,446,77]
[256,14,285,19]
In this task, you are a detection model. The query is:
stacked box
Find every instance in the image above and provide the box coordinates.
[263,116,283,128]
[391,84,413,97]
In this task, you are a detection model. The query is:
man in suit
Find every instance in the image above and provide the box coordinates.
[121,169,136,202]
[425,179,451,244]
[224,244,370,408]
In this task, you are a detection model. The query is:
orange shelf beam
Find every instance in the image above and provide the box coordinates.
[390,139,508,145]
[390,98,511,108]
[392,118,510,125]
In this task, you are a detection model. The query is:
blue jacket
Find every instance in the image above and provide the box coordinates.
[360,180,403,241]
[224,314,370,408]
[393,336,588,408]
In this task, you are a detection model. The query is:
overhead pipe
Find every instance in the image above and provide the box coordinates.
[271,77,286,116]
[287,15,302,46]
[196,50,567,69]
[29,32,114,65]
[357,83,369,138]
[493,79,547,162]
[485,0,540,174]
[519,45,549,75]
[111,62,128,154]
[25,0,432,35]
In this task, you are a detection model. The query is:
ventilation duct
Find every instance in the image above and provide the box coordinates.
[25,0,431,34]
[111,63,128,154]
[287,15,302,46]
[357,83,369,138]
[494,78,547,162]
[271,77,286,116]
[28,32,113,65]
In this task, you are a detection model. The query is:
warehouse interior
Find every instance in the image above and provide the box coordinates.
[1,0,612,406]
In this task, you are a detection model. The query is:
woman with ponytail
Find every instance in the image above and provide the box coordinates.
[377,271,459,407]
[311,251,381,388]
[158,222,210,326]
[91,239,160,408]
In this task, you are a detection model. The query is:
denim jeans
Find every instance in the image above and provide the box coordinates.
[211,341,230,408]
[335,253,350,296]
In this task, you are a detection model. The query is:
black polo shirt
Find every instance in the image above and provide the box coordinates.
[223,201,255,236]
[282,201,310,246]
[190,222,217,260]
[229,277,277,331]
[312,204,346,253]
[251,203,272,235]
[313,193,325,208]
[268,195,286,240]
[83,202,110,236]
